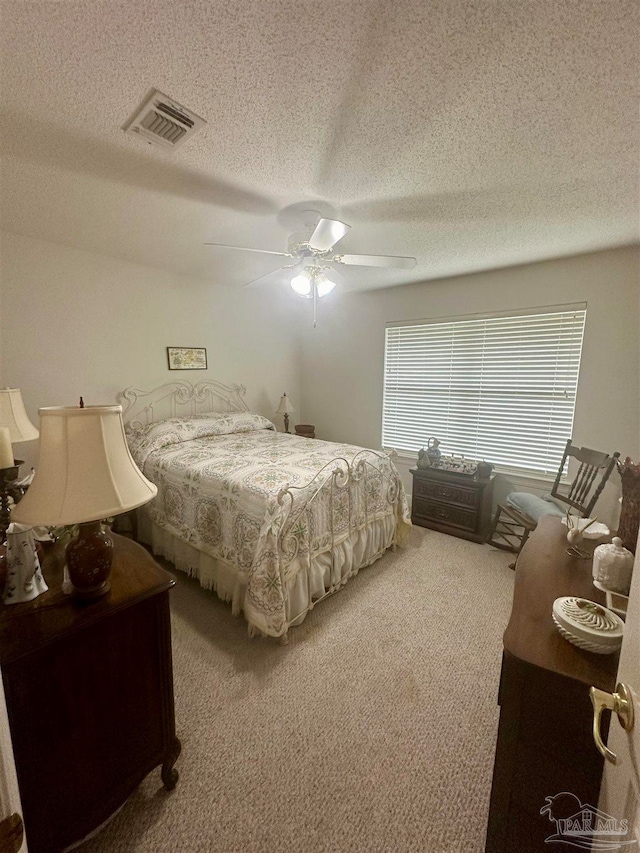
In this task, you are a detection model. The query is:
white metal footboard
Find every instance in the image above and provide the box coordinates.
[273,450,402,643]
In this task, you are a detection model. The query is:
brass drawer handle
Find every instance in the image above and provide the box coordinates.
[589,683,634,764]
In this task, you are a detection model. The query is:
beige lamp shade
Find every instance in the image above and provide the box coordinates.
[275,393,295,416]
[13,405,157,527]
[0,388,39,442]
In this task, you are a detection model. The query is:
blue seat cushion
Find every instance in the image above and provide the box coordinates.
[505,491,566,524]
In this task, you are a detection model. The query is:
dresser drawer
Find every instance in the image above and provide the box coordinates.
[413,476,479,508]
[412,497,478,531]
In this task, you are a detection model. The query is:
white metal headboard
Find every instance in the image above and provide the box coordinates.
[118,380,249,430]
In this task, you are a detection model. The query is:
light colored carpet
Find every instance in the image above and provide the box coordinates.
[81,527,514,853]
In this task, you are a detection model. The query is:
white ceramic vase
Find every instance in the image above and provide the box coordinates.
[4,523,48,604]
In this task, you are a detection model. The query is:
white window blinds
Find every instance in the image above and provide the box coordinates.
[382,306,587,476]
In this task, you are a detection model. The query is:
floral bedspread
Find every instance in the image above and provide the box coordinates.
[127,412,410,636]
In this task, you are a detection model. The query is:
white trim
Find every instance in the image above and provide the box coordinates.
[0,670,27,851]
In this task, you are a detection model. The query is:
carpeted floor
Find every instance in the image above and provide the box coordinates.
[80,527,514,853]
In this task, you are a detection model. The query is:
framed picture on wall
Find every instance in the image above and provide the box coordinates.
[166,347,208,370]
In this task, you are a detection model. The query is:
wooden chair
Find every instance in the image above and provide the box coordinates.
[487,439,620,557]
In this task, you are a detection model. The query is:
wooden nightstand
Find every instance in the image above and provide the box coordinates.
[0,534,180,853]
[410,466,495,542]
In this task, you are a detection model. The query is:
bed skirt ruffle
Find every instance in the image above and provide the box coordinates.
[138,509,397,636]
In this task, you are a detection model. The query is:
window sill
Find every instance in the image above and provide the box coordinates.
[493,468,561,488]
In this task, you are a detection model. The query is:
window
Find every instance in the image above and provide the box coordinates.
[382,305,587,476]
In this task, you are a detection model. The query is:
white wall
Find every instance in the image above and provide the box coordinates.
[2,234,637,526]
[300,246,640,526]
[0,231,302,466]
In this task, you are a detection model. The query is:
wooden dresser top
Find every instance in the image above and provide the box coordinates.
[0,534,174,664]
[504,515,618,692]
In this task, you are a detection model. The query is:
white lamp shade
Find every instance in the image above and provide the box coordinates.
[316,274,337,297]
[13,405,157,527]
[275,394,295,415]
[290,271,312,296]
[0,388,39,442]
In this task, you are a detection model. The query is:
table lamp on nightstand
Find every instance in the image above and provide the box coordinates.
[275,393,295,434]
[0,388,40,545]
[13,402,157,600]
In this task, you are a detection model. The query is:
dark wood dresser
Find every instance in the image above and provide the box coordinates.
[410,466,495,542]
[485,516,618,852]
[0,534,180,853]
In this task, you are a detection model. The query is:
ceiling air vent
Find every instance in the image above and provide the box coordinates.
[123,89,206,150]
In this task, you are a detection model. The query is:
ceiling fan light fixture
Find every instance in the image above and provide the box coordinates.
[315,274,337,298]
[290,271,312,296]
[205,213,417,303]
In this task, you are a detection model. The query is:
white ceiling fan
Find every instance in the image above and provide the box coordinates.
[204,213,417,307]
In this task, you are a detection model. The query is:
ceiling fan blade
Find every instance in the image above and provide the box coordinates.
[242,267,286,289]
[308,218,351,251]
[335,253,417,269]
[204,242,294,258]
[242,260,303,289]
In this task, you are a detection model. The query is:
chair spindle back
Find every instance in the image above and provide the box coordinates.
[550,439,619,517]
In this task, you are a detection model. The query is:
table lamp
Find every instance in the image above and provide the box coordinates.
[13,403,157,600]
[0,388,39,545]
[275,393,295,434]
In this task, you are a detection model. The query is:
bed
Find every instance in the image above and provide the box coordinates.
[119,380,411,640]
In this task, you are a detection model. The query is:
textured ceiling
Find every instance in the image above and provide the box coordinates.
[0,0,638,291]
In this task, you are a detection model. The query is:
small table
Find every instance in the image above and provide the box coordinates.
[410,466,495,542]
[484,516,617,852]
[0,534,180,853]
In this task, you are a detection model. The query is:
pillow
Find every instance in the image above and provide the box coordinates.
[541,492,566,510]
[125,410,223,436]
[127,412,275,466]
[506,491,566,523]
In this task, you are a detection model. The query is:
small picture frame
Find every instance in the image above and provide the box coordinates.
[166,347,208,371]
